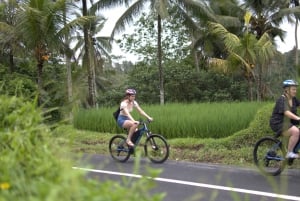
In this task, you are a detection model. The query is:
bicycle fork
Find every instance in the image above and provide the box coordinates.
[146,132,158,150]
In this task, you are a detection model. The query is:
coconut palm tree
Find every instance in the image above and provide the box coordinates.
[0,0,22,73]
[15,0,90,105]
[94,0,178,105]
[242,0,300,97]
[71,1,111,107]
[14,0,68,104]
[209,12,276,101]
[290,0,300,70]
[178,0,245,71]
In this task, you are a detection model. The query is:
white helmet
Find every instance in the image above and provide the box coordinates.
[283,80,298,88]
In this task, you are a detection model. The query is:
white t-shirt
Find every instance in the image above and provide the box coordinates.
[119,100,138,116]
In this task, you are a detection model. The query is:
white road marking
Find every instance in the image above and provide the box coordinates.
[73,166,300,201]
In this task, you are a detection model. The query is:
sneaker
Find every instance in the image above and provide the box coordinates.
[286,152,299,159]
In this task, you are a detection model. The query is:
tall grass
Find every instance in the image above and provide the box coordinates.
[73,102,268,139]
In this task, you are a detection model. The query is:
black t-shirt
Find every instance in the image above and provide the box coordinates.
[269,95,300,133]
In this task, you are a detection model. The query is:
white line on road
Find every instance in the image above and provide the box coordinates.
[73,166,300,201]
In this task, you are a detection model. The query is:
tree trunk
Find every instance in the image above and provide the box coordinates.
[37,60,43,106]
[9,47,15,73]
[257,63,262,102]
[90,42,97,108]
[157,14,164,105]
[66,55,72,103]
[194,51,200,73]
[63,7,72,105]
[295,18,299,74]
[249,80,253,101]
[82,0,96,107]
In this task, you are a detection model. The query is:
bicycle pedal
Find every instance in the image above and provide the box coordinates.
[129,147,134,154]
[287,158,295,165]
[267,150,276,157]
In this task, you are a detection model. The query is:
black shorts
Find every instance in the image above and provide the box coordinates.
[270,123,293,137]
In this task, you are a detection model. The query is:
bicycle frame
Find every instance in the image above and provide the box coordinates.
[131,120,151,145]
[109,119,169,163]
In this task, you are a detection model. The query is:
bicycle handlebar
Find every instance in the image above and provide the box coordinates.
[138,119,152,125]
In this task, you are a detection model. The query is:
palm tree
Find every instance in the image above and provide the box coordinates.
[242,0,300,97]
[80,0,98,107]
[178,0,244,71]
[71,1,111,107]
[15,0,68,104]
[290,0,300,71]
[94,0,176,105]
[209,12,276,101]
[0,0,21,73]
[15,0,90,105]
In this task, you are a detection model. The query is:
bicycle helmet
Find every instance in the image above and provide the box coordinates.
[125,88,137,95]
[283,79,299,88]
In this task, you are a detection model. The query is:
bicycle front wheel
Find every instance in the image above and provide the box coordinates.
[253,137,286,176]
[144,134,169,163]
[109,135,130,162]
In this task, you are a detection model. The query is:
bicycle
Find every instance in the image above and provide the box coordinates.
[253,134,300,176]
[109,119,170,163]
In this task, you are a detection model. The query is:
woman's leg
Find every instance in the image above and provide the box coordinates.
[283,126,300,157]
[122,120,138,146]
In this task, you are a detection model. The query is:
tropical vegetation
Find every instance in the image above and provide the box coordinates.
[1,0,300,112]
[0,95,164,201]
[1,0,300,199]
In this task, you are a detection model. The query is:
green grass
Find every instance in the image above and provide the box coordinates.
[56,103,300,168]
[55,104,300,168]
[73,102,267,139]
[54,124,256,166]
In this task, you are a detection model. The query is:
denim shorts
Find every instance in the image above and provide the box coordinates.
[117,115,130,128]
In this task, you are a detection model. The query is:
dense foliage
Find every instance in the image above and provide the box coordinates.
[0,0,299,122]
[0,95,164,201]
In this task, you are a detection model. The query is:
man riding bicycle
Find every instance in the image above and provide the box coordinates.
[269,79,300,159]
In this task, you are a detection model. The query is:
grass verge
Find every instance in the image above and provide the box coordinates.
[55,104,300,169]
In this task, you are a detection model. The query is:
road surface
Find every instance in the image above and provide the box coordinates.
[73,154,300,201]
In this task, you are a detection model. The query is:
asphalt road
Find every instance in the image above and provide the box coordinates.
[73,154,300,201]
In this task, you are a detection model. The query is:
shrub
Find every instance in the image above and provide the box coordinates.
[0,95,164,201]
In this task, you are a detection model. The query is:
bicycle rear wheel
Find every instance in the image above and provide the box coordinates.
[253,137,286,176]
[109,135,130,162]
[144,134,169,163]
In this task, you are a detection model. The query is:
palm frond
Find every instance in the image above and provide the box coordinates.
[215,15,242,28]
[110,0,145,38]
[208,22,240,51]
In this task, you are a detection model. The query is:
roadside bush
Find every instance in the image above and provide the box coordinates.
[205,103,274,149]
[0,95,164,201]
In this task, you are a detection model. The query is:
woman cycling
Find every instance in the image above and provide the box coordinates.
[269,79,300,159]
[117,89,153,147]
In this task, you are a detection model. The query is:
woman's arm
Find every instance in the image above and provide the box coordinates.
[136,105,153,121]
[284,110,300,121]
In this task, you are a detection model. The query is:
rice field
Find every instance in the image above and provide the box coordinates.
[73,102,269,139]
